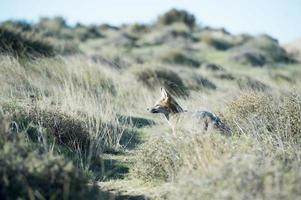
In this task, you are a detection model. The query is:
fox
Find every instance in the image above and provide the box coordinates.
[149,88,231,135]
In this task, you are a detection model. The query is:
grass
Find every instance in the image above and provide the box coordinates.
[0,112,101,199]
[1,10,301,200]
[130,91,301,200]
[0,27,55,58]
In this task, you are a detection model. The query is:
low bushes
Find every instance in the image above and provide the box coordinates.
[231,50,266,66]
[139,23,196,46]
[1,101,128,155]
[134,67,217,95]
[184,74,217,91]
[135,68,189,96]
[201,34,233,50]
[131,133,250,182]
[0,113,100,200]
[0,27,55,58]
[224,91,301,143]
[170,153,301,200]
[158,49,200,67]
[131,91,301,200]
[236,76,270,92]
[156,9,196,29]
[230,35,294,66]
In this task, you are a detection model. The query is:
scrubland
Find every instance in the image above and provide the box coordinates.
[1,9,301,200]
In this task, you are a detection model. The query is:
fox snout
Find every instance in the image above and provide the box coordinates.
[147,105,160,113]
[150,108,159,113]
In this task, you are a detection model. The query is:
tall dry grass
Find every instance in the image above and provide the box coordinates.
[131,90,301,199]
[0,55,151,177]
[1,48,301,200]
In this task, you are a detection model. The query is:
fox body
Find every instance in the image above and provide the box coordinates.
[149,88,230,134]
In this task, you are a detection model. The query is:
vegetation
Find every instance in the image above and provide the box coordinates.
[156,9,196,28]
[0,112,100,199]
[0,27,55,58]
[230,35,294,66]
[0,8,301,200]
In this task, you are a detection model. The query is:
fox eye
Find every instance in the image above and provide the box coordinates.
[164,99,170,103]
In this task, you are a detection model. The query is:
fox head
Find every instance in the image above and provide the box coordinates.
[149,88,184,115]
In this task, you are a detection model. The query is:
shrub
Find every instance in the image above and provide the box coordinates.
[170,154,301,200]
[123,23,150,39]
[247,35,291,63]
[158,49,200,67]
[106,32,137,47]
[132,106,301,199]
[236,76,270,92]
[0,27,55,58]
[55,40,80,55]
[201,34,233,50]
[2,102,89,149]
[0,113,99,200]
[214,72,236,80]
[98,23,119,32]
[135,68,189,96]
[156,9,196,28]
[200,63,224,71]
[127,23,149,33]
[1,102,126,154]
[270,73,295,83]
[139,23,196,46]
[36,16,67,33]
[1,20,32,32]
[90,55,128,69]
[131,133,240,182]
[131,135,181,181]
[74,25,103,42]
[230,50,266,66]
[223,91,301,144]
[230,34,294,65]
[184,74,217,91]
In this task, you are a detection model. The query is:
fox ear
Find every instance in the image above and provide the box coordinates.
[160,87,170,99]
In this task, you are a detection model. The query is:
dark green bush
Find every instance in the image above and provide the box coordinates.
[74,25,103,42]
[1,102,126,153]
[2,103,90,151]
[0,27,55,58]
[135,68,189,96]
[139,23,196,46]
[159,49,200,67]
[231,50,266,66]
[1,20,32,32]
[156,9,196,28]
[124,23,150,38]
[236,76,270,92]
[230,35,294,65]
[201,34,233,50]
[0,113,100,200]
[184,74,217,91]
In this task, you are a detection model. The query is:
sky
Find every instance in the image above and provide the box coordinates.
[1,0,301,43]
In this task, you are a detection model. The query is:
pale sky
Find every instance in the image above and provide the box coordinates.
[1,0,301,43]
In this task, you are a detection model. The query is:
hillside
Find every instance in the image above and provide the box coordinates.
[283,37,301,61]
[0,9,301,200]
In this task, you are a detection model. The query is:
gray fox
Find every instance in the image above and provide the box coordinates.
[149,88,231,135]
